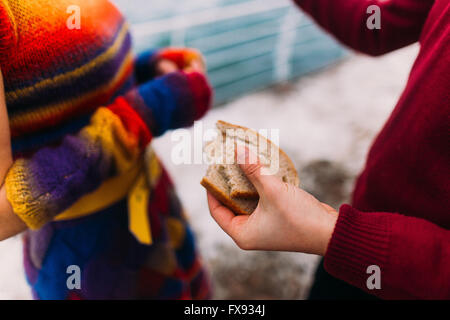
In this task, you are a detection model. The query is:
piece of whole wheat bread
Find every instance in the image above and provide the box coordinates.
[201,165,259,215]
[201,121,299,214]
[216,121,299,198]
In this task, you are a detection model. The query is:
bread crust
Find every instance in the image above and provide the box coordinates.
[201,120,299,215]
[201,176,257,215]
[230,190,260,199]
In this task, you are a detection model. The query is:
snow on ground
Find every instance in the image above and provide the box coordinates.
[0,45,419,299]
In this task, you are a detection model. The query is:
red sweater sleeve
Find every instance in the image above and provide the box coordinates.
[325,205,450,299]
[293,0,435,56]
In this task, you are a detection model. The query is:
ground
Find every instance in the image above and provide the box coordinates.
[0,45,419,299]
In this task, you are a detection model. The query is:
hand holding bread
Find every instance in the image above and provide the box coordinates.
[203,121,338,255]
[201,121,299,215]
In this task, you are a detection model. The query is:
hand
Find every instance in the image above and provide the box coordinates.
[0,186,27,241]
[156,48,206,76]
[207,147,339,256]
[0,69,12,182]
[0,69,26,240]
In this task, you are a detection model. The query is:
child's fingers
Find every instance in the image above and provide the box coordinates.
[159,48,205,70]
[184,60,206,74]
[156,59,178,75]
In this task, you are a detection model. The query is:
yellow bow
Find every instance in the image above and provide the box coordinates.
[54,149,162,245]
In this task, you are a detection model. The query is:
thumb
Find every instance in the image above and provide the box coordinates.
[236,145,278,195]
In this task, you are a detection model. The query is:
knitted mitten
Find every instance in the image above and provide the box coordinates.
[135,48,205,84]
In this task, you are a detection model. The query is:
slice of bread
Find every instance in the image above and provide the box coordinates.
[201,121,299,215]
[202,164,259,215]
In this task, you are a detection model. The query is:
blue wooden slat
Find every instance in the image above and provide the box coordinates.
[186,9,288,40]
[210,52,274,87]
[112,0,347,105]
[213,68,275,103]
[187,18,284,52]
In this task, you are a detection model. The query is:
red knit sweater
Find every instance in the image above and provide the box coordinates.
[294,0,450,299]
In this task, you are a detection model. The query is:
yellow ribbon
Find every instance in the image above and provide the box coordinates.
[127,169,152,244]
[54,150,160,245]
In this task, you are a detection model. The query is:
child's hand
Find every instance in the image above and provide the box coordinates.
[0,70,26,241]
[0,69,12,183]
[207,147,339,256]
[156,48,206,76]
[155,59,179,75]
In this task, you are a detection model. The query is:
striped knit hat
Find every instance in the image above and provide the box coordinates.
[1,0,134,140]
